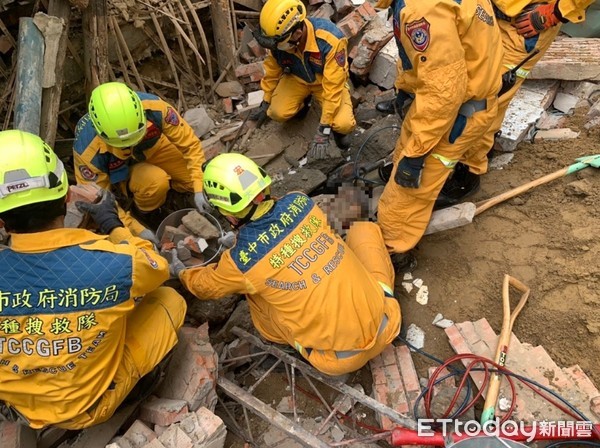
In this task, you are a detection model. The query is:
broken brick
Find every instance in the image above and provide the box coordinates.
[181,211,221,239]
[336,2,376,38]
[157,323,218,412]
[333,0,353,17]
[247,38,267,59]
[310,3,334,19]
[158,425,193,448]
[68,183,101,204]
[223,98,234,114]
[140,397,189,427]
[178,407,227,447]
[122,419,157,447]
[234,62,265,84]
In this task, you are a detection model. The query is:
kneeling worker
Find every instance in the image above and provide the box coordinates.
[251,0,356,158]
[0,130,186,429]
[171,153,400,376]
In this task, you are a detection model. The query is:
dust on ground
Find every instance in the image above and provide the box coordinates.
[219,105,600,446]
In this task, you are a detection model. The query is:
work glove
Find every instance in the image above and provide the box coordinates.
[394,154,427,189]
[308,125,332,160]
[217,231,236,249]
[194,192,212,214]
[75,189,124,235]
[138,228,160,246]
[249,100,269,128]
[169,249,186,278]
[515,2,565,38]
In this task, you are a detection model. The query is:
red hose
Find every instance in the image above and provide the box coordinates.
[391,424,600,446]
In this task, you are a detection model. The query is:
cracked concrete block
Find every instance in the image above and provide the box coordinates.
[183,107,215,138]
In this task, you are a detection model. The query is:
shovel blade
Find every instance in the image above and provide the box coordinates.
[424,202,477,235]
[575,154,600,168]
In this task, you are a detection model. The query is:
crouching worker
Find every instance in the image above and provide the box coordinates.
[0,130,186,429]
[171,153,401,376]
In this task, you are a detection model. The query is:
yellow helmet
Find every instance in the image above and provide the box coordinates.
[0,130,68,213]
[88,82,147,149]
[260,0,306,38]
[202,153,271,214]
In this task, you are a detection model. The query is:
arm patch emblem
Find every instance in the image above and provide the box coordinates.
[334,49,346,67]
[165,107,180,126]
[405,18,430,52]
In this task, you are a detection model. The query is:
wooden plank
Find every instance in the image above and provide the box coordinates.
[218,377,331,448]
[110,15,146,92]
[183,0,215,100]
[14,17,44,135]
[210,0,236,81]
[82,0,109,97]
[150,12,187,110]
[529,37,600,81]
[174,0,206,99]
[39,0,70,147]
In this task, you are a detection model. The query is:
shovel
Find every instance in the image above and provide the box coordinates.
[425,154,600,235]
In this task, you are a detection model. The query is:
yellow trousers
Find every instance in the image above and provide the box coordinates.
[378,95,499,254]
[128,142,197,212]
[476,20,562,156]
[251,222,401,376]
[57,287,187,429]
[267,74,356,134]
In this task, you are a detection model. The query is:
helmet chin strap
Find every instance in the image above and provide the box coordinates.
[225,192,273,229]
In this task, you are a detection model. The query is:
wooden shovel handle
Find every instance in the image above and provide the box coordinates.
[474,167,568,216]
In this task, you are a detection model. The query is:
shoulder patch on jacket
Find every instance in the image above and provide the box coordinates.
[334,49,346,67]
[165,107,180,126]
[78,165,98,181]
[404,18,430,52]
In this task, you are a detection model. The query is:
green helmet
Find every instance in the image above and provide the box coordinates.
[0,130,68,213]
[203,153,271,214]
[88,82,146,148]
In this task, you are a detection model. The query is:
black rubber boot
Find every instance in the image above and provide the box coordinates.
[391,251,417,274]
[131,204,170,231]
[376,99,396,115]
[434,162,480,210]
[292,95,312,121]
[333,131,351,150]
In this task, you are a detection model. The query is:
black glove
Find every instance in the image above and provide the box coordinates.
[394,154,427,189]
[249,100,269,128]
[75,189,124,235]
[308,125,331,160]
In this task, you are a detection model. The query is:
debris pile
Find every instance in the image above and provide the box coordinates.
[158,210,222,268]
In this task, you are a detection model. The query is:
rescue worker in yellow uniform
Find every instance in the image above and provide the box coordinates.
[73,82,208,236]
[0,130,186,429]
[438,0,596,207]
[250,0,356,157]
[170,153,400,376]
[374,0,504,257]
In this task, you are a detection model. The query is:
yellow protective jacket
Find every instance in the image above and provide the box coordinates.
[180,192,387,354]
[0,227,168,428]
[260,18,350,126]
[73,93,205,193]
[492,0,594,21]
[387,0,504,157]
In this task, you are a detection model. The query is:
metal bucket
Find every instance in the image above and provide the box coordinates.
[156,208,224,267]
[449,437,528,448]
